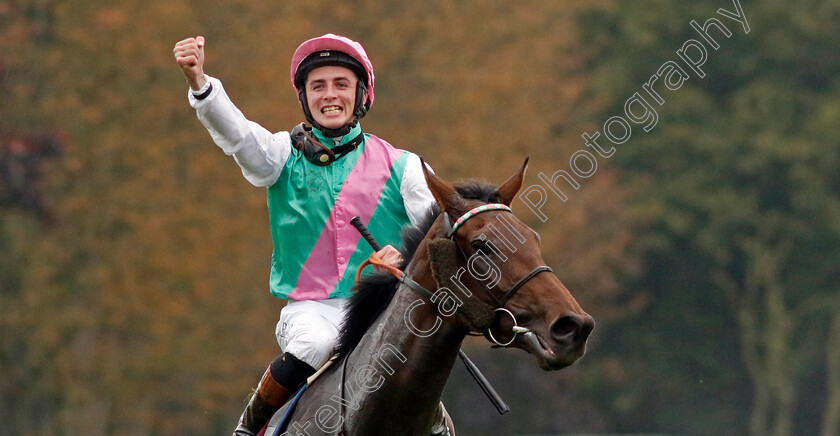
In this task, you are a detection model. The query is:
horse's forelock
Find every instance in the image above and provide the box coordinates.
[454,179,505,204]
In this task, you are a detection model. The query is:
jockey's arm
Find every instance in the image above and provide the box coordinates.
[175,36,290,187]
[188,78,290,187]
[400,154,436,227]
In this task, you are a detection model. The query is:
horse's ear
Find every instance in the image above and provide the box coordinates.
[421,158,463,213]
[495,157,529,206]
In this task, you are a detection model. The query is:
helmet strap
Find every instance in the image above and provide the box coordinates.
[290,123,364,166]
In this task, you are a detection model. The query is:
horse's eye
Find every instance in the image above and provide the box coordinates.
[470,239,490,254]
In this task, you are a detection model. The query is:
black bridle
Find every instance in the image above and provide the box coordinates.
[440,203,552,345]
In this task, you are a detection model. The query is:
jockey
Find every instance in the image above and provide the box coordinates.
[174,34,436,435]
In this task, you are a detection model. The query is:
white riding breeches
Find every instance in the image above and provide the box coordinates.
[275,298,348,369]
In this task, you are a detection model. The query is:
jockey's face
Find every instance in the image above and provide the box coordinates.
[305,66,359,131]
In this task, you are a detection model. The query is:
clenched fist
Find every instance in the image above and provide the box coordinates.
[173,36,207,91]
[374,245,404,272]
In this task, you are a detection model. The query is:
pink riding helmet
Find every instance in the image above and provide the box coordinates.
[290,33,375,110]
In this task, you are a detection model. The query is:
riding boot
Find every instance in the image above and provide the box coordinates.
[232,367,294,436]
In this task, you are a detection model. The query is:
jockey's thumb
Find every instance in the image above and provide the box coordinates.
[196,36,205,49]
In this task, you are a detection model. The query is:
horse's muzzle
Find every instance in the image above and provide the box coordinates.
[529,313,594,370]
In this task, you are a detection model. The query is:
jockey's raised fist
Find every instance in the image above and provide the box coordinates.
[173,36,207,91]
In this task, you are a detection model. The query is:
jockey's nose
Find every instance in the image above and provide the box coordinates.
[550,313,595,344]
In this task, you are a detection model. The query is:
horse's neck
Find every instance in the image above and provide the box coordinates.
[343,260,467,434]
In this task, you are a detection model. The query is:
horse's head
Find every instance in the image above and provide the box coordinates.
[422,159,594,370]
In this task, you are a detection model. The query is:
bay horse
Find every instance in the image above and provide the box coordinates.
[266,159,594,435]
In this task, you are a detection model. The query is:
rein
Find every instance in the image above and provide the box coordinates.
[355,250,436,301]
[355,203,552,347]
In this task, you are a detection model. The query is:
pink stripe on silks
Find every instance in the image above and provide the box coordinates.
[288,138,403,300]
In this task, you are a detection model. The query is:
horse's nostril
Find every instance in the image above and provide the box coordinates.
[551,314,595,343]
[551,315,581,340]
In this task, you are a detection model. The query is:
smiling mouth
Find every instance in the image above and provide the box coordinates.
[322,106,342,115]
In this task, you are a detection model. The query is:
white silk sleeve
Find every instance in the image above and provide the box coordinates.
[189,76,290,187]
[400,153,436,227]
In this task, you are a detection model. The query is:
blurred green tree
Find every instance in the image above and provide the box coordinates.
[578,0,840,435]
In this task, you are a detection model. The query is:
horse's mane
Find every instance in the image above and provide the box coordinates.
[335,180,502,357]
